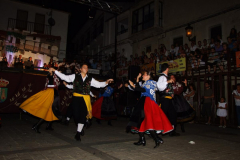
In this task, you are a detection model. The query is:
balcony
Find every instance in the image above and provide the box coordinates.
[7,18,51,35]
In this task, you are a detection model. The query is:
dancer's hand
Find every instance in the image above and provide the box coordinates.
[167,79,174,83]
[182,79,187,86]
[124,83,129,87]
[49,68,56,72]
[63,81,67,86]
[118,84,123,89]
[137,73,142,79]
[106,79,114,84]
[129,80,135,88]
[93,95,97,98]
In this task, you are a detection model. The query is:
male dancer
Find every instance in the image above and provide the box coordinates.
[157,63,179,136]
[49,64,113,141]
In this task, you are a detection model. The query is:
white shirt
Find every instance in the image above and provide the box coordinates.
[174,47,179,56]
[232,90,240,106]
[70,62,78,67]
[190,45,197,51]
[55,71,107,89]
[157,73,168,91]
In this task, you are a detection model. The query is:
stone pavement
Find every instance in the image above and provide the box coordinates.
[0,113,240,160]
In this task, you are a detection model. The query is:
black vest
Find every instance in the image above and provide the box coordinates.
[159,73,173,97]
[73,74,92,95]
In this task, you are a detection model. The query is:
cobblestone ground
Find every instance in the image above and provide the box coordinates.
[0,113,240,160]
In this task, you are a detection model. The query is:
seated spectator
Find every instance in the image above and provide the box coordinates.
[177,45,184,57]
[48,58,54,68]
[149,57,155,63]
[162,56,168,62]
[217,35,223,45]
[15,54,23,63]
[143,55,150,64]
[169,45,175,55]
[218,43,229,71]
[197,41,203,50]
[207,48,220,73]
[184,44,190,55]
[190,41,197,52]
[91,59,98,69]
[174,43,179,56]
[195,49,205,68]
[58,58,66,68]
[202,39,208,50]
[229,28,237,42]
[209,38,215,48]
[215,40,223,53]
[43,63,48,70]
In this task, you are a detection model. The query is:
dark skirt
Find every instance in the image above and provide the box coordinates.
[127,96,173,134]
[71,96,88,124]
[92,97,117,120]
[173,95,195,123]
[52,89,62,120]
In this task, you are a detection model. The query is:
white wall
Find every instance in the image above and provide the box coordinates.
[0,0,69,62]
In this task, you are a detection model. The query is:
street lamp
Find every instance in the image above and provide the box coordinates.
[185,24,196,42]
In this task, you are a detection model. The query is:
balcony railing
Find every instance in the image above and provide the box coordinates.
[8,18,51,35]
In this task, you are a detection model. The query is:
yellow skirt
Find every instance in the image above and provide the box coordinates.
[20,88,59,121]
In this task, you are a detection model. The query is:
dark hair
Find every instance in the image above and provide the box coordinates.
[161,63,169,72]
[205,81,210,85]
[220,97,226,102]
[195,49,201,55]
[144,71,154,80]
[189,83,196,91]
[80,63,89,68]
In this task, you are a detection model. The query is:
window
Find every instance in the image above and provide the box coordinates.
[210,25,222,40]
[159,1,163,27]
[173,37,183,46]
[118,18,128,35]
[16,10,28,30]
[34,13,45,34]
[132,2,154,33]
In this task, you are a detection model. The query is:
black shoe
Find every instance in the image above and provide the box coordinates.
[80,129,84,136]
[75,132,81,141]
[61,120,69,126]
[133,136,146,146]
[32,124,41,133]
[149,131,161,148]
[46,123,54,131]
[157,136,164,144]
[169,131,180,137]
[85,120,92,129]
[108,121,112,126]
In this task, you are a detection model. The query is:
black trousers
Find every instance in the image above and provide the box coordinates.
[160,97,177,126]
[67,96,88,124]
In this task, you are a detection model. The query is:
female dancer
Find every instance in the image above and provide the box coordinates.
[92,84,122,126]
[49,63,113,141]
[127,72,173,148]
[20,70,61,133]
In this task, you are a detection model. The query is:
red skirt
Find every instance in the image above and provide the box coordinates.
[92,97,104,119]
[136,97,173,134]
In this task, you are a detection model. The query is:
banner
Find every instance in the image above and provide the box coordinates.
[236,51,240,68]
[141,63,155,73]
[156,58,186,75]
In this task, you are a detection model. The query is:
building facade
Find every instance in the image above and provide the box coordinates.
[0,0,69,67]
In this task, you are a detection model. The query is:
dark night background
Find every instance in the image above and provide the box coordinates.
[16,0,135,57]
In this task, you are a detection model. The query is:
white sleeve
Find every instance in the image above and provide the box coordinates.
[157,76,168,91]
[55,71,75,83]
[66,84,73,89]
[128,85,134,91]
[90,78,107,88]
[90,91,94,97]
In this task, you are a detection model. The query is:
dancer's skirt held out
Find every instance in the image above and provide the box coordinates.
[127,96,173,134]
[92,97,117,120]
[173,95,195,123]
[20,88,59,121]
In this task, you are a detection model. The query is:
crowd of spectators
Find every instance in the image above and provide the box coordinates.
[125,28,240,76]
